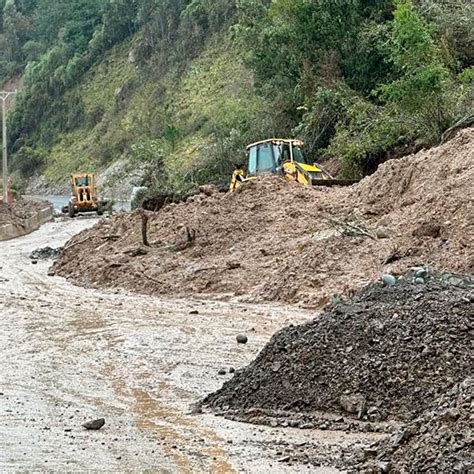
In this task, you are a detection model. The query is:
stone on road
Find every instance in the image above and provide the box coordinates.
[0,218,380,472]
[83,418,105,430]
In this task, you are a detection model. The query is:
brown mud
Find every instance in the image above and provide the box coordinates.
[0,219,382,471]
[5,129,473,471]
[0,199,46,227]
[53,128,473,308]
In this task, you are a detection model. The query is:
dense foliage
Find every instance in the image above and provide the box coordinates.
[237,0,473,176]
[1,0,472,188]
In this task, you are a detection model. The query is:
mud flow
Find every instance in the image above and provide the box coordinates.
[0,219,381,472]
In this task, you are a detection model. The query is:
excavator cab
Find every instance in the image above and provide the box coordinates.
[230,138,354,192]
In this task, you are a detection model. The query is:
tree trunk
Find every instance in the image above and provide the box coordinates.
[140,210,150,247]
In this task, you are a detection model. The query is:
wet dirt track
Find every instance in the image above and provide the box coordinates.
[0,218,380,472]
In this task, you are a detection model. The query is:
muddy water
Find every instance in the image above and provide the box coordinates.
[0,219,378,472]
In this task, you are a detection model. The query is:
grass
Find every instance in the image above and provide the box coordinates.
[39,33,266,191]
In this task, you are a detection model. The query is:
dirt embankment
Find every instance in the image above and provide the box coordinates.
[362,376,472,472]
[53,128,474,306]
[201,275,473,422]
[201,275,473,472]
[0,199,47,227]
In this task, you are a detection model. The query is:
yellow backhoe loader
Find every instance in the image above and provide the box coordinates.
[62,172,107,217]
[230,138,357,192]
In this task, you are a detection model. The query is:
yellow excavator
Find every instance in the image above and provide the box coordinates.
[62,172,107,217]
[230,138,357,192]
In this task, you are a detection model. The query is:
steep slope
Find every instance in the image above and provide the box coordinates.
[4,1,472,193]
[26,35,267,197]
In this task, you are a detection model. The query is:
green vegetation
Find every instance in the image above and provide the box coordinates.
[238,0,472,177]
[0,0,472,190]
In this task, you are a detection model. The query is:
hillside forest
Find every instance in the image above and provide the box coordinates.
[0,0,473,193]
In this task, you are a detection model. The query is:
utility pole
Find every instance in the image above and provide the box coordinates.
[1,90,17,206]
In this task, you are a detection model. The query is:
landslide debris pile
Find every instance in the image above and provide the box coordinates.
[53,128,473,304]
[201,275,473,424]
[0,199,45,227]
[359,378,473,473]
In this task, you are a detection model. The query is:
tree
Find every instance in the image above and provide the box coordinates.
[3,0,31,64]
[379,0,457,139]
[101,0,138,46]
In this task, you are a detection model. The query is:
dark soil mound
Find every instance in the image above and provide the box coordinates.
[359,378,473,473]
[201,275,473,423]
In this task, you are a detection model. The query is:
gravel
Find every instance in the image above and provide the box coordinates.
[357,378,473,472]
[201,274,473,424]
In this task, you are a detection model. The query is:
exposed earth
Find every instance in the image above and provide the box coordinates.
[52,128,473,308]
[0,198,46,227]
[360,376,473,472]
[0,218,384,472]
[2,128,473,472]
[201,274,473,472]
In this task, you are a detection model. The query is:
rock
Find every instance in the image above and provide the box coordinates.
[390,429,410,448]
[226,261,241,270]
[376,227,392,239]
[236,334,248,344]
[367,407,382,422]
[189,310,199,315]
[378,461,392,473]
[440,408,460,422]
[229,367,235,374]
[218,368,226,375]
[382,274,396,287]
[271,362,281,372]
[415,277,425,285]
[31,260,38,265]
[412,223,441,238]
[340,394,367,415]
[125,246,148,257]
[415,268,429,279]
[199,184,219,196]
[289,420,299,428]
[29,246,61,261]
[447,276,465,287]
[277,456,290,463]
[82,418,105,430]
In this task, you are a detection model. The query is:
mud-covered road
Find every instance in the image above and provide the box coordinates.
[0,219,380,472]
